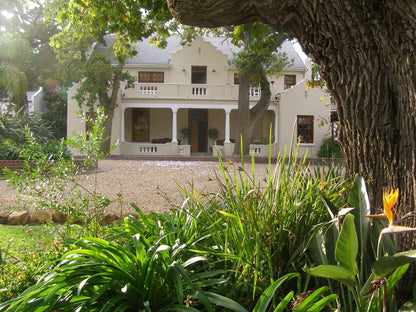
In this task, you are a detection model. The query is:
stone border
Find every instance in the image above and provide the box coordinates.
[0,209,139,227]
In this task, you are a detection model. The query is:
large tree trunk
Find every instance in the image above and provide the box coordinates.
[100,63,124,153]
[168,0,416,244]
[233,73,272,155]
[234,72,251,155]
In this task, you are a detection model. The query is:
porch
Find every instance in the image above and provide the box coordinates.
[119,104,278,157]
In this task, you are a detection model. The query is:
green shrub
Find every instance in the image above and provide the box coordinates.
[0,234,246,311]
[0,110,69,160]
[318,136,343,158]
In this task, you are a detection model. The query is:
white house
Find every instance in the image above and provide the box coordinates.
[67,36,333,157]
[27,87,45,113]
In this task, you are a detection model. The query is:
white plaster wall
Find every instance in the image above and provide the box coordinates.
[278,81,331,157]
[67,84,85,155]
[170,37,228,85]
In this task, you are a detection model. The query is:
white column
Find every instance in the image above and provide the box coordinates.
[274,107,278,144]
[225,109,231,143]
[172,108,178,143]
[121,106,125,142]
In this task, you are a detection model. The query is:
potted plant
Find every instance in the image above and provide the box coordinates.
[179,127,190,145]
[207,128,219,145]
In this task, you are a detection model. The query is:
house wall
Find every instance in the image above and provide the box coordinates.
[67,84,85,154]
[170,37,228,85]
[111,91,123,154]
[67,38,330,158]
[30,87,46,113]
[278,81,331,157]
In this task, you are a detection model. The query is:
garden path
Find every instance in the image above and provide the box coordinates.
[0,159,272,215]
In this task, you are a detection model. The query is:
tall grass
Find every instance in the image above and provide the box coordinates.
[168,145,350,302]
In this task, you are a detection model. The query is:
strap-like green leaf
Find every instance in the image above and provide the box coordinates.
[306,265,356,289]
[252,272,299,312]
[373,250,416,276]
[335,214,358,275]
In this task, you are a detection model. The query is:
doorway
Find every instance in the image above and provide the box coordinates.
[189,109,208,153]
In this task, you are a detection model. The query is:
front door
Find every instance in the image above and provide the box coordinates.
[189,109,208,153]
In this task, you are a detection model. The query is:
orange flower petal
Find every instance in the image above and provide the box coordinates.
[383,188,399,224]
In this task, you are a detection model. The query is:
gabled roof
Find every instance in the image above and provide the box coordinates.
[106,36,306,71]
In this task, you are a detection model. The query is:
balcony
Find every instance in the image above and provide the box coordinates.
[121,83,261,100]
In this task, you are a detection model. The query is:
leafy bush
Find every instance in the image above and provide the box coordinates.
[3,108,115,238]
[0,110,69,160]
[174,147,349,300]
[0,110,54,145]
[112,145,350,309]
[308,175,416,311]
[0,234,246,311]
[0,248,63,303]
[318,136,343,158]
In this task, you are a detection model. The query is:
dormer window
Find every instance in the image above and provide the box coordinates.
[192,66,207,84]
[284,74,296,89]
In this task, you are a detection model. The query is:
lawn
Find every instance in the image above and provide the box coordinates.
[0,225,57,261]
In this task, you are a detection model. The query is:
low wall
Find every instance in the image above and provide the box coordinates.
[0,157,90,175]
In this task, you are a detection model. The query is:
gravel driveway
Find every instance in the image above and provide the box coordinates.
[0,159,271,215]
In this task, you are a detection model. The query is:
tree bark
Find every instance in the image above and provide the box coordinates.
[233,71,272,155]
[168,0,416,242]
[100,63,124,153]
[234,72,251,155]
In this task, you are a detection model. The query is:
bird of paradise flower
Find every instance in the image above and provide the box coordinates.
[365,188,416,259]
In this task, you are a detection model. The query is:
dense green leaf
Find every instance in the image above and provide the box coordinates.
[335,214,358,275]
[306,265,356,289]
[272,291,294,312]
[399,299,416,312]
[252,273,299,312]
[372,251,416,276]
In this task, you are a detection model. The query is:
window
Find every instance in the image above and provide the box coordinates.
[133,108,150,142]
[297,115,314,143]
[191,66,207,84]
[284,74,296,90]
[234,73,239,85]
[138,71,164,83]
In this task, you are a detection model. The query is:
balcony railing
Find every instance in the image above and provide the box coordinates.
[121,82,261,100]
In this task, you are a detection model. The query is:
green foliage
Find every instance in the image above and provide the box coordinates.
[232,23,289,83]
[3,108,115,238]
[0,110,68,160]
[0,225,65,303]
[307,175,416,311]
[318,136,343,158]
[0,226,56,258]
[42,87,68,139]
[67,108,117,168]
[0,110,54,145]
[53,0,172,62]
[164,146,350,308]
[0,64,28,110]
[0,2,62,94]
[0,248,61,303]
[0,235,245,311]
